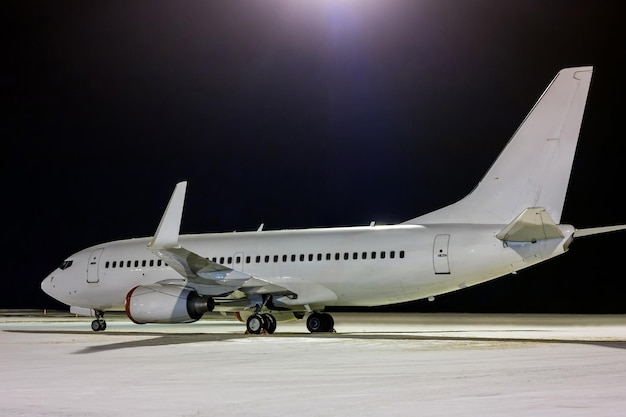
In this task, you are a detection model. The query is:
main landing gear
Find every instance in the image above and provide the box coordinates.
[244,311,335,334]
[306,312,335,333]
[91,310,107,332]
[246,313,277,334]
[244,296,335,334]
[245,296,277,335]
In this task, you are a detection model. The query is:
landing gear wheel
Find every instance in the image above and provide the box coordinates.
[90,310,107,332]
[91,319,106,332]
[307,312,334,333]
[325,314,334,332]
[246,314,264,334]
[262,314,277,334]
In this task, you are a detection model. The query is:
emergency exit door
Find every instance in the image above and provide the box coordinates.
[433,234,450,274]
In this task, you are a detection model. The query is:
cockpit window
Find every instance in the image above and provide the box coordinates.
[59,260,73,270]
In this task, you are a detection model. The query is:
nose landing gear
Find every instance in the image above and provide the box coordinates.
[91,310,106,332]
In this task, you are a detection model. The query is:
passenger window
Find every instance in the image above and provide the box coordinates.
[390,251,395,259]
[256,255,261,263]
[149,260,154,267]
[400,250,405,258]
[236,256,241,264]
[127,261,131,267]
[381,251,386,259]
[291,254,296,262]
[142,260,147,267]
[344,253,349,260]
[283,255,287,262]
[326,253,331,261]
[317,254,322,261]
[371,251,377,259]
[273,255,279,263]
[300,254,305,262]
[353,252,358,260]
[265,255,270,263]
[105,261,110,268]
[335,253,340,260]
[134,260,139,267]
[220,257,225,264]
[227,257,232,264]
[212,257,217,263]
[308,254,313,261]
[362,252,367,259]
[246,256,251,264]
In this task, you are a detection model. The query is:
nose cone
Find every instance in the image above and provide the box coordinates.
[41,274,57,299]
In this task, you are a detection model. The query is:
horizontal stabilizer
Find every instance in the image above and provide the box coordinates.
[496,207,564,242]
[574,225,626,238]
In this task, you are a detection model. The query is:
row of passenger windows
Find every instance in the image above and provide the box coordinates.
[213,250,405,265]
[103,250,406,269]
[105,259,165,269]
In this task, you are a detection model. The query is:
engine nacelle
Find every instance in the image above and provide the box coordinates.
[125,284,214,324]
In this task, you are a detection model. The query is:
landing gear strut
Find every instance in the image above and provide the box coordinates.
[91,310,106,332]
[306,312,335,333]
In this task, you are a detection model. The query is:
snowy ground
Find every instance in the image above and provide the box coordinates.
[1,312,625,417]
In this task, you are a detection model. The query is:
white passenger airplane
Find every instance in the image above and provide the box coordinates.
[42,66,624,333]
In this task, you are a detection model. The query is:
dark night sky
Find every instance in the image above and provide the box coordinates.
[4,1,624,313]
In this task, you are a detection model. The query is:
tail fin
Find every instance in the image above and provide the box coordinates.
[404,66,593,225]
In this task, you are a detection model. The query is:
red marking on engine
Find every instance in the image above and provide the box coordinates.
[125,286,142,324]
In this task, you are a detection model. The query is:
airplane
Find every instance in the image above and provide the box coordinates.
[41,66,625,334]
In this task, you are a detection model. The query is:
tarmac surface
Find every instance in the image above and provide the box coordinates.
[1,311,625,416]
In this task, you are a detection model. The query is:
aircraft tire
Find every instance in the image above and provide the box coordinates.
[91,319,106,332]
[325,314,334,332]
[246,314,264,334]
[263,314,277,334]
[307,312,333,333]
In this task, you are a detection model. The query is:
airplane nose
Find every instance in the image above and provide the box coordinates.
[41,275,55,297]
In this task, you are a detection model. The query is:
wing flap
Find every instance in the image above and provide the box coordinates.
[268,279,339,307]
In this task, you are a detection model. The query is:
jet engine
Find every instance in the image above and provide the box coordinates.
[125,284,214,324]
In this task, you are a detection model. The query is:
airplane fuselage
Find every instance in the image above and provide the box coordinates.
[42,67,610,334]
[42,223,573,312]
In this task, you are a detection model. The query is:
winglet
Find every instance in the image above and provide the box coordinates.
[148,181,187,250]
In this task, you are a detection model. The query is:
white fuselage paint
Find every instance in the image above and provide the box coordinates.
[42,223,573,311]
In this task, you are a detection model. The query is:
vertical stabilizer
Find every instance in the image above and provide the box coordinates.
[404,67,593,225]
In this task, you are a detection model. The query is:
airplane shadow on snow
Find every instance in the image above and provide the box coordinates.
[6,329,626,353]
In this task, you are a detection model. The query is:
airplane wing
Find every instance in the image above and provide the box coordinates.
[147,182,338,307]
